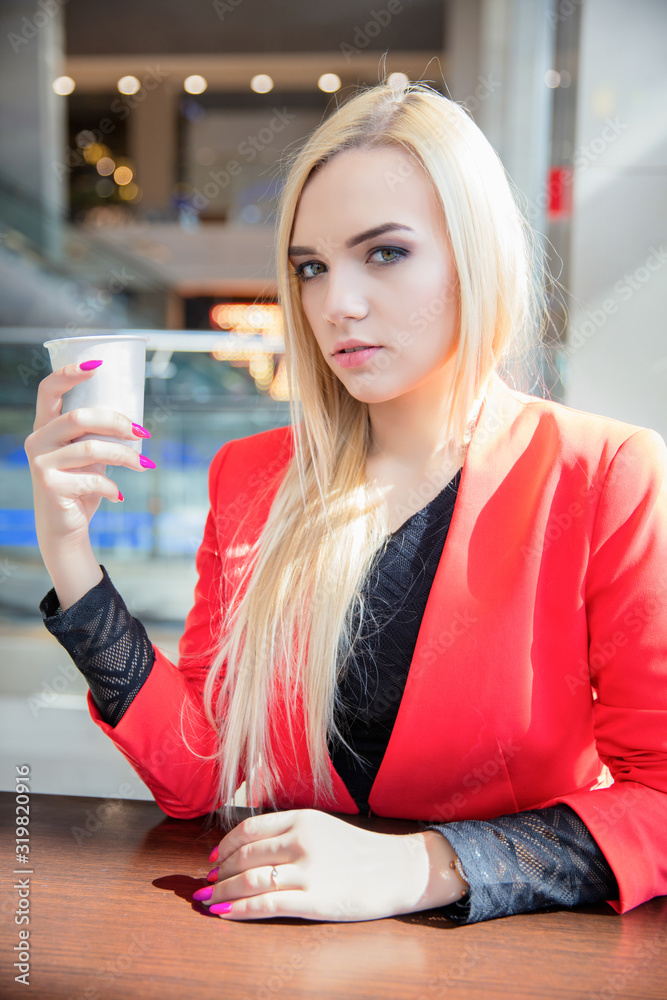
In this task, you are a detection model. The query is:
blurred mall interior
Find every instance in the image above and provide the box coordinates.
[1,0,665,797]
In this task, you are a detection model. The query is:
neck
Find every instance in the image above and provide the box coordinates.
[366,371,486,469]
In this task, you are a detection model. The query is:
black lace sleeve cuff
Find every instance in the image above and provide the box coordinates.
[39,564,156,728]
[425,804,619,924]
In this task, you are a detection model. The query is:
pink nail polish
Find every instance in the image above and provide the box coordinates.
[132,423,151,438]
[79,359,103,371]
[117,491,124,502]
[209,902,233,915]
[139,455,156,469]
[208,846,219,864]
[207,867,219,882]
[192,886,214,902]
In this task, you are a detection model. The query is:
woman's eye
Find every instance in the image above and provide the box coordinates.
[370,247,406,264]
[292,261,325,281]
[291,246,408,282]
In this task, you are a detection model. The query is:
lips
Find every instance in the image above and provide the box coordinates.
[332,339,381,356]
[332,346,383,368]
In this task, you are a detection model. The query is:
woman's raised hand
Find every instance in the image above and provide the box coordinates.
[24,360,154,555]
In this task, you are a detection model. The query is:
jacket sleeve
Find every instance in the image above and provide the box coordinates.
[39,563,156,726]
[546,427,667,913]
[86,440,236,819]
[427,803,619,924]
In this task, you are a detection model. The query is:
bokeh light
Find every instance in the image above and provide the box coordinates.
[118,182,141,202]
[83,143,110,165]
[117,75,141,95]
[96,157,115,176]
[318,73,341,93]
[387,72,410,89]
[269,357,289,401]
[250,74,273,94]
[95,179,115,198]
[209,302,283,338]
[184,75,208,94]
[53,76,75,95]
[113,165,134,186]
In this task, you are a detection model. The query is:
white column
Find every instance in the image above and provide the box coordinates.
[0,0,68,256]
[564,0,667,438]
[128,78,178,217]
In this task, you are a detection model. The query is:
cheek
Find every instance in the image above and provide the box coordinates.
[400,263,453,317]
[299,289,321,332]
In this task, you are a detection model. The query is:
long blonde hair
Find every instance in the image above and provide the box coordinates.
[198,80,546,819]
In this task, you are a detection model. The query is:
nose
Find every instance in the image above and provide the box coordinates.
[320,263,368,326]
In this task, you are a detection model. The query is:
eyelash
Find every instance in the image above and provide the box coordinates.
[291,246,409,283]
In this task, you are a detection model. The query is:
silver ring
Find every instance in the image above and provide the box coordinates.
[270,866,280,891]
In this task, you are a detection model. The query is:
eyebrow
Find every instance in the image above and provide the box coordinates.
[288,223,416,258]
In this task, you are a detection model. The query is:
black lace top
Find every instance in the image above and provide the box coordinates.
[39,471,618,924]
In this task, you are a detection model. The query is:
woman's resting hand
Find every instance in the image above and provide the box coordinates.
[195,808,469,922]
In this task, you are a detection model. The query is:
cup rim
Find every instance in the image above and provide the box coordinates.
[43,335,150,348]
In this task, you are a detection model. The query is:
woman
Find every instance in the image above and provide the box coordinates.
[26,81,667,924]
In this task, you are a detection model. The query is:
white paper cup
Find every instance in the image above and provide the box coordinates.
[43,335,149,454]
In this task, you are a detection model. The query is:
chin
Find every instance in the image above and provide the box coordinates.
[342,379,405,405]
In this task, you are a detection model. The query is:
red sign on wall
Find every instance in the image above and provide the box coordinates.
[547,166,573,219]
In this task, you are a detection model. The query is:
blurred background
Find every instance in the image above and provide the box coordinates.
[1,0,665,799]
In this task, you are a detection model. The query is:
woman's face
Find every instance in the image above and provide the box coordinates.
[288,146,460,405]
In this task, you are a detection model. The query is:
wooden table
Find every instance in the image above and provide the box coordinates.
[1,792,666,1000]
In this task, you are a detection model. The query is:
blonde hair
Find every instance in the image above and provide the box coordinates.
[198,80,547,820]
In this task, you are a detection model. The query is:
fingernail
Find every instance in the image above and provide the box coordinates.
[139,455,156,469]
[208,846,219,864]
[192,886,214,902]
[117,491,124,502]
[132,423,151,438]
[207,867,219,882]
[79,359,103,371]
[209,902,233,915]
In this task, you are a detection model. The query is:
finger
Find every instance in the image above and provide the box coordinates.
[208,889,312,921]
[216,811,298,868]
[35,407,142,452]
[37,436,151,474]
[217,833,298,888]
[215,832,295,884]
[204,862,303,906]
[44,466,125,505]
[34,361,105,433]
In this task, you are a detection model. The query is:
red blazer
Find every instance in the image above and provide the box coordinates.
[89,375,667,915]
